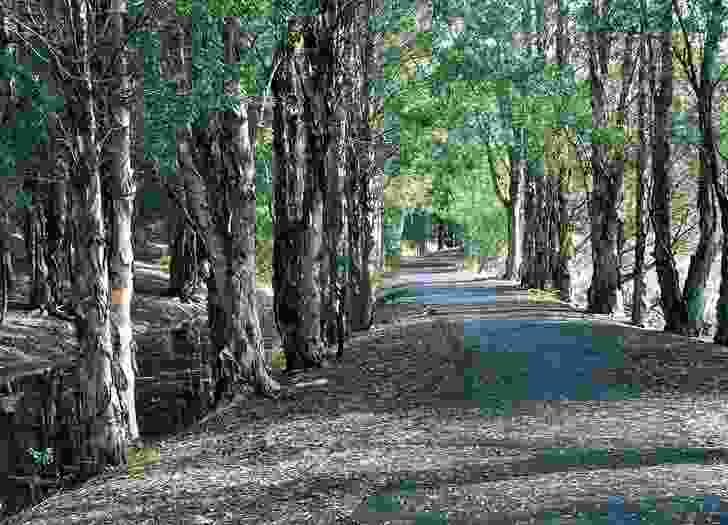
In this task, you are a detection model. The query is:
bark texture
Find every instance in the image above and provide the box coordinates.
[631,9,649,327]
[319,0,348,357]
[271,17,328,372]
[69,0,127,477]
[347,0,376,333]
[585,9,631,316]
[199,18,280,398]
[108,0,139,441]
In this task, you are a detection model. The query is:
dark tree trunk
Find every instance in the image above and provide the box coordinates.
[25,183,51,310]
[348,0,376,333]
[46,160,69,311]
[319,0,349,356]
[586,17,632,317]
[271,17,327,372]
[650,12,686,332]
[197,19,280,400]
[169,223,207,301]
[631,9,649,327]
[553,0,573,303]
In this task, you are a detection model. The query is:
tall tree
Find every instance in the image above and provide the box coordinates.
[202,15,280,398]
[271,16,327,371]
[583,0,634,316]
[552,0,574,303]
[107,0,139,441]
[669,0,721,338]
[164,20,209,302]
[348,0,383,332]
[69,0,128,476]
[320,0,352,356]
[631,0,651,327]
[650,0,681,333]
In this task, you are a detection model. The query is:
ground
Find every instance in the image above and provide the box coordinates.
[2,246,728,525]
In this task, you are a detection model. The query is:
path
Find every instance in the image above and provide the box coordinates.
[4,248,728,525]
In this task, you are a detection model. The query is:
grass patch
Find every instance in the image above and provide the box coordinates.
[527,288,562,304]
[159,255,171,274]
[462,256,480,273]
[381,287,417,304]
[270,350,286,370]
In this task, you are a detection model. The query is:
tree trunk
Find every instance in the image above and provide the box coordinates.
[45,137,69,311]
[631,11,649,327]
[553,0,573,303]
[197,19,280,399]
[25,183,51,310]
[165,21,207,302]
[320,0,349,356]
[108,0,139,441]
[69,0,127,477]
[504,136,525,281]
[271,18,327,372]
[367,0,386,275]
[650,13,686,332]
[348,0,377,333]
[521,156,537,288]
[679,89,718,337]
[713,177,728,345]
[586,16,630,317]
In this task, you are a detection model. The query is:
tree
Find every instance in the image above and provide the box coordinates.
[163,21,209,302]
[200,15,280,398]
[669,0,723,338]
[271,16,328,371]
[107,0,140,441]
[631,0,650,327]
[68,0,128,476]
[581,0,634,316]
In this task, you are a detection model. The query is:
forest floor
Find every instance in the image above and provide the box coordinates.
[3,246,728,524]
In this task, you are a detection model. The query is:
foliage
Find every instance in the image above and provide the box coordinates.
[128,0,244,179]
[0,47,64,175]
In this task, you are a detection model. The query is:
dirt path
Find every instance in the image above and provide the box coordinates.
[4,249,728,525]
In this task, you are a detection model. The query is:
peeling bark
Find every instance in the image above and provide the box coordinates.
[272,17,327,372]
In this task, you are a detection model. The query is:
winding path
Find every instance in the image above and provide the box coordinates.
[349,248,728,524]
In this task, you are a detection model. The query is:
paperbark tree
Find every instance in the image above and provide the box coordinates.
[68,0,128,476]
[163,21,209,301]
[107,0,139,441]
[271,17,327,371]
[201,17,280,398]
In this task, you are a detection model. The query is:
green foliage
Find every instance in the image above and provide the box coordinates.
[129,0,244,179]
[0,47,64,175]
[399,14,417,33]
